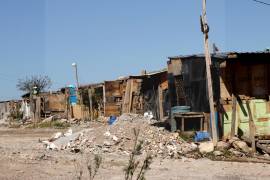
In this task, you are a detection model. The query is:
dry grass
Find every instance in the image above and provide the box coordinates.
[124,128,153,180]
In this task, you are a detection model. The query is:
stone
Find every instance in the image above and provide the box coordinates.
[199,141,214,154]
[232,140,250,153]
[64,128,73,137]
[59,119,68,123]
[213,151,223,156]
[112,135,119,142]
[229,148,245,157]
[228,137,240,144]
[49,132,63,142]
[104,141,112,147]
[216,141,230,151]
[104,131,111,137]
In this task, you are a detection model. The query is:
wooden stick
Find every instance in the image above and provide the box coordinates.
[128,80,134,113]
[88,88,93,121]
[158,85,164,120]
[230,94,237,138]
[246,100,256,153]
[201,0,218,145]
[103,84,106,116]
[123,80,131,113]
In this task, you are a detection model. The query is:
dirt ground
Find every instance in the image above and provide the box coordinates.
[1,127,270,180]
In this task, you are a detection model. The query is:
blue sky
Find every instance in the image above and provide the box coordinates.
[0,0,269,100]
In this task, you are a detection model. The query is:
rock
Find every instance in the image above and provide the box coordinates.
[228,137,240,144]
[49,132,63,142]
[47,142,57,150]
[229,148,245,157]
[112,135,119,142]
[199,141,214,154]
[158,127,165,131]
[59,119,68,123]
[232,140,250,153]
[104,141,112,147]
[213,151,223,156]
[64,128,73,137]
[264,153,270,158]
[216,141,230,151]
[104,131,111,137]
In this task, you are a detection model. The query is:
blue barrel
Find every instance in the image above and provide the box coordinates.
[171,106,191,114]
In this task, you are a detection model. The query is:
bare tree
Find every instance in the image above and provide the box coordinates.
[17,75,52,93]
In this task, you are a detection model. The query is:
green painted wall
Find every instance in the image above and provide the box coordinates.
[223,99,270,138]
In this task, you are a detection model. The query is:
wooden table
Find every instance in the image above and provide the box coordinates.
[171,112,205,132]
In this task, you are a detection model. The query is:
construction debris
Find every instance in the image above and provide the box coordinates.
[199,142,214,154]
[41,114,200,158]
[39,114,270,162]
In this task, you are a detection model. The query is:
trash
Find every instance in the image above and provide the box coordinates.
[194,131,210,142]
[144,111,154,120]
[199,141,214,154]
[108,116,117,125]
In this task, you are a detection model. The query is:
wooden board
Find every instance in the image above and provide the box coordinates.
[122,80,131,113]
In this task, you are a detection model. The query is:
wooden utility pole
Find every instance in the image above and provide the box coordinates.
[201,0,218,145]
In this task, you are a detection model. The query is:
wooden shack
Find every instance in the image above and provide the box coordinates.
[168,51,270,139]
[94,69,169,119]
[122,69,169,120]
[0,100,21,120]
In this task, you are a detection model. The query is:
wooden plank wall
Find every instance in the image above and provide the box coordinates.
[220,60,270,101]
[104,81,125,117]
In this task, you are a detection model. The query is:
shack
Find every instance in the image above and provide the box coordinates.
[0,100,21,121]
[122,69,169,120]
[79,83,104,119]
[82,69,169,120]
[168,50,270,139]
[22,90,67,119]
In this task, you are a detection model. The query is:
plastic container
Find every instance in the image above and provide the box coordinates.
[108,116,117,125]
[171,106,191,114]
[194,131,210,142]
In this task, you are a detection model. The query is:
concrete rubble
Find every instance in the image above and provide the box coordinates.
[41,114,201,159]
[199,141,214,154]
[40,113,265,160]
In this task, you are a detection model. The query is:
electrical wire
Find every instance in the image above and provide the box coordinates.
[251,0,270,6]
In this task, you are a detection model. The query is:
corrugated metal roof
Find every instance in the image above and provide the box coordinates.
[168,50,270,60]
[79,82,104,89]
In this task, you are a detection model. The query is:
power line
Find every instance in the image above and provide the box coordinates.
[251,0,270,6]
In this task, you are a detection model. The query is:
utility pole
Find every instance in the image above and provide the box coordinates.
[201,0,218,145]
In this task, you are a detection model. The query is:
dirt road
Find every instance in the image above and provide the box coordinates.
[0,127,270,180]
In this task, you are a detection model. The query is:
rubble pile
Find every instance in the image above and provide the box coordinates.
[42,114,199,159]
[41,113,267,160]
